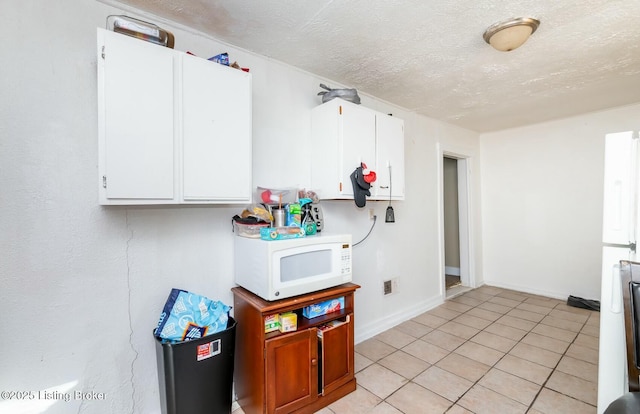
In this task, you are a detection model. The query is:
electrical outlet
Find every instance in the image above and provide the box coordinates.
[369,208,375,220]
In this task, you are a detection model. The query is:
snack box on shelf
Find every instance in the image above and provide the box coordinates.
[278,312,297,333]
[302,297,345,319]
[264,315,280,333]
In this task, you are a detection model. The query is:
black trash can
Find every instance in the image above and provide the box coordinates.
[155,317,236,414]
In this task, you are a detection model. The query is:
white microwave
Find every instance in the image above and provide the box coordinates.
[234,233,352,301]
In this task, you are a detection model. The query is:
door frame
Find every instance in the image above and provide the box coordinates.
[437,143,475,298]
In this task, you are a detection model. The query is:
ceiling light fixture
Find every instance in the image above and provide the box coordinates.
[483,17,540,52]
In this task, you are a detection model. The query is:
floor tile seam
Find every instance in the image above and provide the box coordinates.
[482,322,530,342]
[387,377,471,413]
[399,336,456,368]
[452,308,576,411]
[569,313,601,341]
[522,329,575,347]
[576,328,600,339]
[429,310,511,355]
[380,379,457,414]
[522,298,561,308]
[447,300,500,319]
[444,292,597,408]
[504,310,547,324]
[529,386,598,409]
[514,304,555,315]
[537,318,583,333]
[536,386,598,409]
[460,341,547,408]
[377,334,424,352]
[468,333,519,354]
[441,300,512,334]
[474,384,538,412]
[450,379,530,413]
[499,313,550,331]
[353,375,410,403]
[526,317,598,410]
[492,363,548,387]
[549,303,595,320]
[373,350,434,381]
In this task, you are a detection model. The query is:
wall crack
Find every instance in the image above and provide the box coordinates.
[125,209,139,414]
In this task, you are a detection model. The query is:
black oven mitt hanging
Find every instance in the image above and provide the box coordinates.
[350,164,371,208]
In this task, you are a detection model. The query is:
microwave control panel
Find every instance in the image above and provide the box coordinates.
[341,244,352,275]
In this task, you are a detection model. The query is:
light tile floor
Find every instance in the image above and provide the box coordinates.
[232,285,599,414]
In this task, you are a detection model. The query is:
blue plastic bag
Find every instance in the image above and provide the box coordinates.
[154,289,231,342]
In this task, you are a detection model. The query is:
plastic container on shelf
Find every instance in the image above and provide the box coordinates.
[233,221,269,238]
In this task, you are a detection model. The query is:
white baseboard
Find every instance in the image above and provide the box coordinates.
[354,294,443,344]
[445,266,460,276]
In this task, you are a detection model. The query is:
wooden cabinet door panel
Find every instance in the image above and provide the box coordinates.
[266,329,318,414]
[320,316,353,395]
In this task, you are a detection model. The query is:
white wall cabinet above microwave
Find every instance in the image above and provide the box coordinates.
[96,28,252,205]
[310,98,405,202]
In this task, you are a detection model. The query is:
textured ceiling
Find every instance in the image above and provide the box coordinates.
[109,0,640,132]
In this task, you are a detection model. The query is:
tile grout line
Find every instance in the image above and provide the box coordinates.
[457,293,599,412]
[525,305,599,412]
[380,291,533,412]
[351,289,599,414]
[436,291,598,412]
[441,292,535,412]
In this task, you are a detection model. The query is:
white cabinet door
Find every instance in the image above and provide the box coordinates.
[339,102,376,197]
[99,28,175,202]
[374,114,405,200]
[181,54,252,202]
[311,99,375,199]
[311,99,404,202]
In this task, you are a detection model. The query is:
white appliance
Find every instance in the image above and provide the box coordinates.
[234,233,352,301]
[598,131,639,413]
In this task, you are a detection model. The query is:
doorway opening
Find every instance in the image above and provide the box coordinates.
[442,155,471,298]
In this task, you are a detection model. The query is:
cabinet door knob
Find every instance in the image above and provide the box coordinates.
[311,358,318,366]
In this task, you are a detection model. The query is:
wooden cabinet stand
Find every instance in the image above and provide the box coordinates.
[232,283,359,414]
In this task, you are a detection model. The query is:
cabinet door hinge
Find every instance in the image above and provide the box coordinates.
[101,46,105,60]
[102,175,107,188]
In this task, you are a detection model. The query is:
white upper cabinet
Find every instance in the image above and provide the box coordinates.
[181,53,252,202]
[374,113,405,200]
[97,28,252,205]
[98,27,175,201]
[310,98,404,202]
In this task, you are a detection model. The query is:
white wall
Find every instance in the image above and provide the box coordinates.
[480,103,640,300]
[0,1,482,413]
